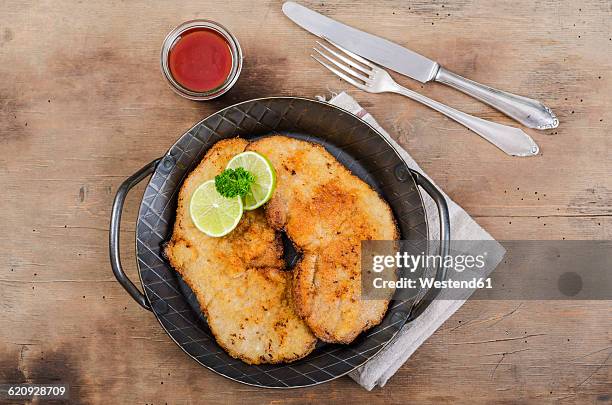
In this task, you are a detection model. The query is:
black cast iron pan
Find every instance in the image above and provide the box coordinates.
[109,97,450,388]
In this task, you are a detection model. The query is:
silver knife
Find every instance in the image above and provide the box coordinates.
[283,1,558,130]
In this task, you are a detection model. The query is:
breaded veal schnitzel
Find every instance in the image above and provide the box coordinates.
[248,136,398,344]
[165,138,316,364]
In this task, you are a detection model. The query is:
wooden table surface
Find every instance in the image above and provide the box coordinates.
[1,0,610,403]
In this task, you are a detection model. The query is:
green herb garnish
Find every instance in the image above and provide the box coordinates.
[215,167,255,198]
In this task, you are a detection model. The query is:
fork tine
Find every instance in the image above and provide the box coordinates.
[313,47,370,83]
[315,40,371,75]
[321,36,375,68]
[310,55,366,90]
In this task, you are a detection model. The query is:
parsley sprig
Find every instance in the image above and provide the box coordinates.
[214,167,255,198]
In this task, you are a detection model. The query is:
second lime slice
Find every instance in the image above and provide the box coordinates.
[190,180,243,237]
[226,151,276,210]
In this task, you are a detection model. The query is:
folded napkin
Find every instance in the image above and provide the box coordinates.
[319,92,505,390]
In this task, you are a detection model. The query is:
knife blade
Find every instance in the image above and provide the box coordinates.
[282,1,439,83]
[282,1,559,130]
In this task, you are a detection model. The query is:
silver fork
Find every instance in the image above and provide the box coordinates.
[312,38,539,157]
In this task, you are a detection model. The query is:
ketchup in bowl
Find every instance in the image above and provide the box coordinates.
[161,20,242,100]
[169,29,232,92]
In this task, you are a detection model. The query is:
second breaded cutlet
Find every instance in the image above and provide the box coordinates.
[248,136,399,344]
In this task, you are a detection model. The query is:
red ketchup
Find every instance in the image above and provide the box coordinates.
[168,28,233,92]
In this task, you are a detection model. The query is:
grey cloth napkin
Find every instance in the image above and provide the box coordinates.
[320,92,505,390]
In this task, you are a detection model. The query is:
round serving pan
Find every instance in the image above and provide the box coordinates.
[109,97,450,388]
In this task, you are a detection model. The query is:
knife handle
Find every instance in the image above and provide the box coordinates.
[435,67,558,130]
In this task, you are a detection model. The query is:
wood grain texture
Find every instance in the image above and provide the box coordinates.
[0,0,610,403]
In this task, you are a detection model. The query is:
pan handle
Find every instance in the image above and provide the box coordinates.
[406,169,451,322]
[109,158,161,311]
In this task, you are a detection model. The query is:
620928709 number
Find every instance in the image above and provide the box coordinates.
[0,384,69,400]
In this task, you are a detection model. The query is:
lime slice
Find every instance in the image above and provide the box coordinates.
[189,180,243,237]
[226,151,276,210]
